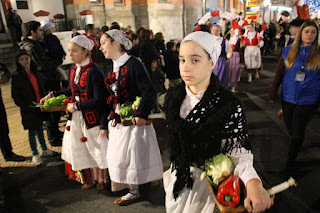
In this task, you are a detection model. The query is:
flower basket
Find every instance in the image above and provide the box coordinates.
[41,105,67,112]
[206,176,275,213]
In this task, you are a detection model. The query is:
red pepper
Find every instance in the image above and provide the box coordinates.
[216,175,241,207]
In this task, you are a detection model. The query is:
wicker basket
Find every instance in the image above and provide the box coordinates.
[41,105,67,112]
[120,116,152,126]
[206,177,275,213]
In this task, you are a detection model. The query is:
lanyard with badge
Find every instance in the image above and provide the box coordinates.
[295,64,306,82]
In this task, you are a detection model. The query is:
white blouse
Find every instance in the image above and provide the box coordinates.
[110,53,131,113]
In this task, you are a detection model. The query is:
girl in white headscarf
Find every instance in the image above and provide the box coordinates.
[163,31,271,213]
[40,35,109,190]
[99,29,163,205]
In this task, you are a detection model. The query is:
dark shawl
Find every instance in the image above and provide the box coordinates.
[164,74,251,199]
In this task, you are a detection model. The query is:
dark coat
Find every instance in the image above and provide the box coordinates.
[163,49,180,79]
[43,34,66,66]
[11,66,47,130]
[139,38,160,70]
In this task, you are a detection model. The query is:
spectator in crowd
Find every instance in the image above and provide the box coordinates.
[12,50,54,166]
[139,29,160,76]
[5,8,17,45]
[154,32,165,54]
[269,20,320,172]
[268,20,277,53]
[101,25,109,34]
[128,33,140,58]
[13,10,22,42]
[20,21,62,147]
[110,22,121,30]
[137,27,145,38]
[41,20,68,88]
[71,28,80,38]
[285,19,305,47]
[126,25,132,34]
[0,63,25,162]
[150,59,166,112]
[84,24,100,64]
[163,41,181,87]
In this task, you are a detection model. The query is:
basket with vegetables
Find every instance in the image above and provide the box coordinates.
[118,96,152,126]
[40,95,68,112]
[201,153,280,213]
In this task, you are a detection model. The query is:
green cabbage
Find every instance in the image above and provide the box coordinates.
[201,153,234,186]
[43,95,67,109]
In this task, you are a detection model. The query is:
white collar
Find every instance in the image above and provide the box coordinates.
[75,58,90,68]
[113,53,130,70]
[185,85,206,100]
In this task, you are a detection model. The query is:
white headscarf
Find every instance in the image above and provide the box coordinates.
[106,29,132,50]
[181,31,221,65]
[70,35,94,51]
[40,20,54,32]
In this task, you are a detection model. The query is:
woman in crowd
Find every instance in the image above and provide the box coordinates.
[241,23,264,83]
[99,29,163,205]
[268,20,320,170]
[163,31,271,213]
[228,29,241,93]
[40,35,108,189]
[211,24,232,86]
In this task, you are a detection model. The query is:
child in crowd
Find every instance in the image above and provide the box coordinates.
[12,50,53,166]
[163,31,271,212]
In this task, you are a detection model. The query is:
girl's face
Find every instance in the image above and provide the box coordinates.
[68,42,88,64]
[99,34,119,60]
[248,24,255,32]
[211,26,220,36]
[301,26,318,46]
[18,55,31,70]
[179,41,214,94]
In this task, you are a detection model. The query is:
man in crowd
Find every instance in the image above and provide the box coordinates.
[19,21,62,146]
[84,24,99,64]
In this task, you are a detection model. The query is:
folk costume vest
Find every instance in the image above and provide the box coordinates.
[69,61,100,129]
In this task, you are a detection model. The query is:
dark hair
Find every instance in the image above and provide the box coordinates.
[101,25,109,33]
[137,27,145,37]
[176,42,180,49]
[15,51,38,72]
[110,24,120,30]
[143,29,152,40]
[131,33,139,41]
[166,41,175,50]
[25,21,40,37]
[106,34,126,52]
[85,24,95,33]
[154,32,163,41]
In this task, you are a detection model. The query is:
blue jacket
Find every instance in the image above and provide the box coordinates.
[281,45,320,105]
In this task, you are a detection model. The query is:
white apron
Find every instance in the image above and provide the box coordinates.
[107,122,163,185]
[244,45,261,69]
[163,166,215,213]
[61,111,108,171]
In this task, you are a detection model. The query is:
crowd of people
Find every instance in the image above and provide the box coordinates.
[0,7,319,212]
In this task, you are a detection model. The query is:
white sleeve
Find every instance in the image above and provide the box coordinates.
[259,38,264,48]
[227,147,261,186]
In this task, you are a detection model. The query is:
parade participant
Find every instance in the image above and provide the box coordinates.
[228,29,241,93]
[163,31,271,213]
[40,35,108,189]
[211,24,232,86]
[99,29,163,205]
[241,23,264,83]
[12,50,53,166]
[268,20,320,171]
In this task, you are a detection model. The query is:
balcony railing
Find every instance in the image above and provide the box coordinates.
[49,18,86,32]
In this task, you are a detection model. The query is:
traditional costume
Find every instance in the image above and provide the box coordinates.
[103,30,163,204]
[228,32,241,92]
[163,32,260,212]
[212,29,232,86]
[241,26,264,82]
[52,35,109,187]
